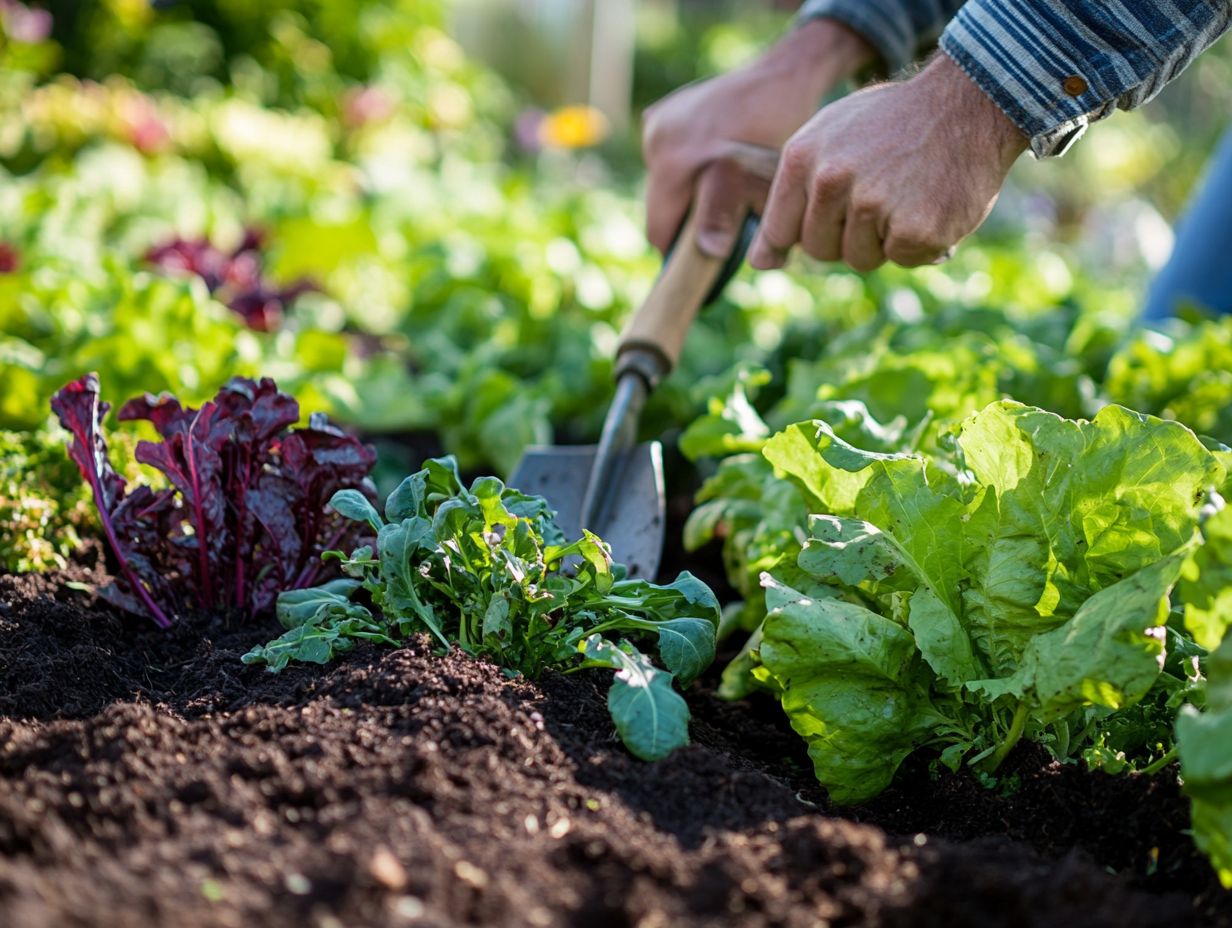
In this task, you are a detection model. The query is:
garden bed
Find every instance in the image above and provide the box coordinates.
[2,563,1228,928]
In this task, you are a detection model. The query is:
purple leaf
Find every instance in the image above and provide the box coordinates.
[120,397,227,607]
[145,230,313,332]
[51,375,174,628]
[52,373,376,627]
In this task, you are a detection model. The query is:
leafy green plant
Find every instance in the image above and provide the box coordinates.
[243,456,720,761]
[146,229,315,331]
[1178,628,1232,889]
[1103,317,1232,445]
[0,424,97,572]
[1174,503,1232,888]
[727,401,1222,802]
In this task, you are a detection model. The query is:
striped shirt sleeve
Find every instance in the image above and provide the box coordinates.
[795,0,966,74]
[940,1,1232,158]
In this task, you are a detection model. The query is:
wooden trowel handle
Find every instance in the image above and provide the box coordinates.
[617,143,778,382]
[616,207,726,378]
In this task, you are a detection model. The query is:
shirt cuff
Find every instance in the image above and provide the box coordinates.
[936,7,1103,157]
[938,0,1227,158]
[795,0,917,74]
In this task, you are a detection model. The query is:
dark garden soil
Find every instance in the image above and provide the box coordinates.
[2,561,1230,928]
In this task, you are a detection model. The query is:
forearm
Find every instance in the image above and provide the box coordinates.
[760,18,878,105]
[940,0,1232,158]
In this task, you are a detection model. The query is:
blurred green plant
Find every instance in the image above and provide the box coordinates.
[0,422,141,573]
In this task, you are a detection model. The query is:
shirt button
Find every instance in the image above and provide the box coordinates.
[1062,75,1088,96]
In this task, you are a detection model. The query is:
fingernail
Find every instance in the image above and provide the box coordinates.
[696,228,736,259]
[748,239,783,270]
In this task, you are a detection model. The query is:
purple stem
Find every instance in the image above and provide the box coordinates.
[80,469,173,630]
[232,445,250,610]
[184,410,217,609]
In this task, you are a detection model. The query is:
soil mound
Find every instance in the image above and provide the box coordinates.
[0,570,1225,927]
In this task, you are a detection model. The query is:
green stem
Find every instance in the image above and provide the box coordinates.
[1140,746,1179,777]
[584,613,639,637]
[986,701,1030,773]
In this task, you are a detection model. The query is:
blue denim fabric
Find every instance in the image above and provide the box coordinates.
[1142,129,1232,321]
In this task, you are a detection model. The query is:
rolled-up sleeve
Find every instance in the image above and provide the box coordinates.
[940,0,1232,157]
[796,0,966,74]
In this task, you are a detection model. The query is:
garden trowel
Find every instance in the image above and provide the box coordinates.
[511,145,776,579]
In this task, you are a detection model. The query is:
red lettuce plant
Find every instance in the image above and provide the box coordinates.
[146,230,315,331]
[51,373,376,628]
[0,242,19,273]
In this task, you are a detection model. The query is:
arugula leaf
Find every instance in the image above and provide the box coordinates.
[581,636,691,762]
[330,488,384,533]
[648,618,716,687]
[610,616,716,688]
[275,579,364,625]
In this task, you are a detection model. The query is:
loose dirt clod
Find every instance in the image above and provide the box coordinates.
[0,568,1228,927]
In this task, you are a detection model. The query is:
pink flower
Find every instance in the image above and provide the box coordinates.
[342,85,395,129]
[2,3,52,44]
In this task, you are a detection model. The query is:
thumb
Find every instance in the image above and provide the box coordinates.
[692,159,748,259]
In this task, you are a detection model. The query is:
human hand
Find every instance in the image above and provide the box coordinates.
[748,53,1029,272]
[642,19,874,259]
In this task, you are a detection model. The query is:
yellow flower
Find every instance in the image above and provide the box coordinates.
[537,105,609,150]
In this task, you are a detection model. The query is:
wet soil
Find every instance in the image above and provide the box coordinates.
[1,564,1229,928]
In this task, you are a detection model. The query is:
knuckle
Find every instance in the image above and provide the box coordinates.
[780,139,813,177]
[884,222,942,263]
[809,166,849,201]
[802,232,840,263]
[847,196,882,224]
[641,112,667,153]
[706,156,742,188]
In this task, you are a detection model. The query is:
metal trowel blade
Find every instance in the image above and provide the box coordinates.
[508,441,665,580]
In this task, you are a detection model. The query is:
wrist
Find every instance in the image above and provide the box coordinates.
[921,53,1029,168]
[760,19,876,99]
